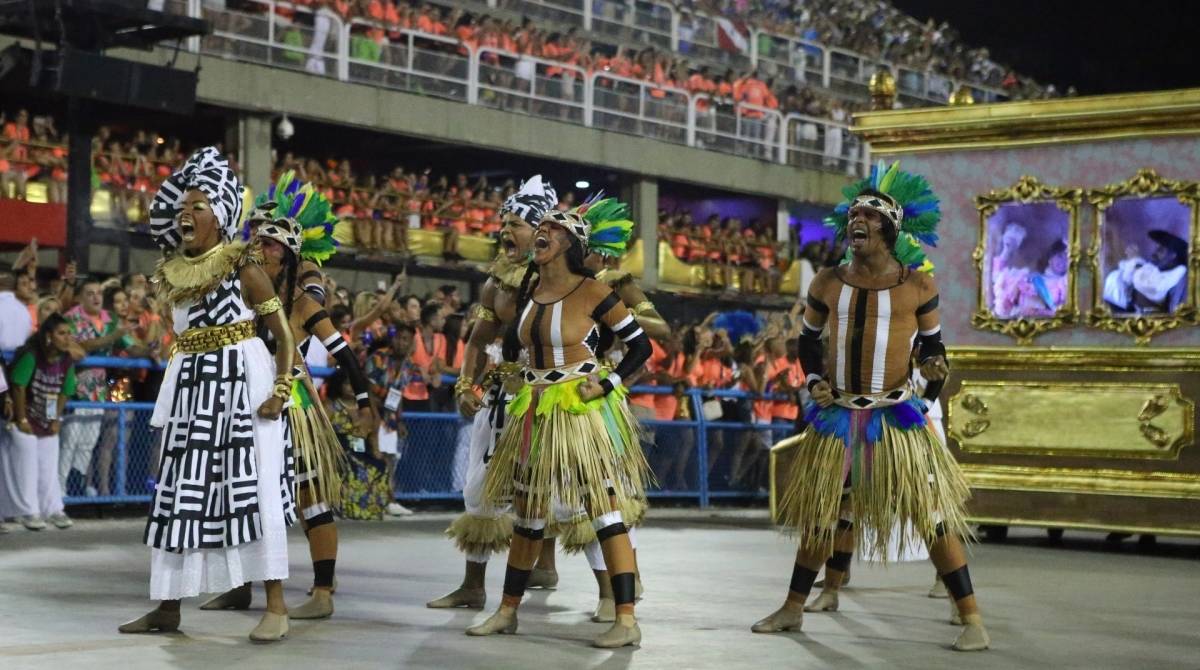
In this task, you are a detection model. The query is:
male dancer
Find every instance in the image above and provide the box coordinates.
[754,162,989,651]
[427,175,558,609]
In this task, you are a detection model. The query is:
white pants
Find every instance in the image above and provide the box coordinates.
[0,428,65,519]
[59,408,104,492]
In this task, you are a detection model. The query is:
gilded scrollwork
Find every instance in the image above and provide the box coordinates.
[1085,168,1200,344]
[972,175,1083,344]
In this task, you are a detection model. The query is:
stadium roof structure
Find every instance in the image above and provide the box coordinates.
[0,0,206,51]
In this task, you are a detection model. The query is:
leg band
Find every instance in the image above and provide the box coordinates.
[935,522,948,538]
[789,563,819,596]
[514,517,546,541]
[302,503,332,523]
[502,565,532,599]
[313,559,336,588]
[836,518,854,531]
[592,510,623,531]
[304,510,335,531]
[595,522,629,543]
[611,572,636,606]
[826,550,852,573]
[940,565,974,601]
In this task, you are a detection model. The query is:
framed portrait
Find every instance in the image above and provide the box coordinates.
[972,175,1082,344]
[1087,169,1200,344]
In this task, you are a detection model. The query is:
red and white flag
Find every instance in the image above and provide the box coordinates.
[715,17,749,55]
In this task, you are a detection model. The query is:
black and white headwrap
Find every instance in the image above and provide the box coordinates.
[501,174,559,227]
[543,210,590,246]
[149,146,244,251]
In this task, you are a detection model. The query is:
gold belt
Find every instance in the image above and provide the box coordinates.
[174,320,257,354]
[481,361,524,389]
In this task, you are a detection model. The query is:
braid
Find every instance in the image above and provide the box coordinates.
[502,263,537,362]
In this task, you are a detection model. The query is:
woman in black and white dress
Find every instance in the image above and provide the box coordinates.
[118,147,298,642]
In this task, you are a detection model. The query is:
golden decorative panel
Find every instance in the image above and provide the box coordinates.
[972,176,1082,344]
[961,464,1200,501]
[852,87,1200,153]
[946,345,1200,372]
[1085,169,1200,343]
[947,381,1194,459]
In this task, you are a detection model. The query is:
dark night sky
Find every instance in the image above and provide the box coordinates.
[890,0,1200,95]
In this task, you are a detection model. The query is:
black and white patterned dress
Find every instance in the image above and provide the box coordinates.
[145,270,295,600]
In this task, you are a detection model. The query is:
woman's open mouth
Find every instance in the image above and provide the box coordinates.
[180,219,196,242]
[534,235,550,250]
[501,235,517,252]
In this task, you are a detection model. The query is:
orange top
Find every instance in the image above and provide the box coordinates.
[405,330,447,401]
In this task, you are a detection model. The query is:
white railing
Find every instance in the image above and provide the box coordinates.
[783,112,859,175]
[343,21,471,102]
[472,47,588,123]
[590,71,691,145]
[203,0,345,77]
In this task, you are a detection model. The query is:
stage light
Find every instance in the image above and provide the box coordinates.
[575,180,589,189]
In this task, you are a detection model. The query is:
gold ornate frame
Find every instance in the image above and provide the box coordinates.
[972,175,1083,344]
[1085,168,1200,344]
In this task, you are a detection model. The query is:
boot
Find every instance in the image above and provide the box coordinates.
[751,603,804,633]
[290,589,334,620]
[953,613,990,651]
[118,608,181,634]
[813,567,849,588]
[465,607,518,636]
[592,597,616,623]
[803,590,839,612]
[249,611,289,642]
[526,567,558,590]
[949,598,962,625]
[592,613,641,648]
[427,587,486,609]
[307,577,338,596]
[199,583,252,610]
[929,575,949,598]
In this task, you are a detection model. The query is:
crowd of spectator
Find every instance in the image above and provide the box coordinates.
[0,229,823,529]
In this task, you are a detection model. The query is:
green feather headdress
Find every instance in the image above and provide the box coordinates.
[824,160,941,274]
[575,195,635,258]
[249,170,352,265]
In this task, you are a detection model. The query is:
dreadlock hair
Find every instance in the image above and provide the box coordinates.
[502,234,594,363]
[257,242,299,346]
[854,187,899,251]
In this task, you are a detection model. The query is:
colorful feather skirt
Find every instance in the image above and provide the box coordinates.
[483,374,652,523]
[289,376,349,515]
[776,394,971,562]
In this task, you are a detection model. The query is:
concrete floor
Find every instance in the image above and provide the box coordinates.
[0,510,1197,670]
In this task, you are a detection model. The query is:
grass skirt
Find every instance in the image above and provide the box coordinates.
[289,377,349,514]
[445,513,514,556]
[776,397,971,562]
[483,376,652,522]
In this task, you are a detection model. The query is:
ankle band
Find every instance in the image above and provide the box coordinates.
[611,572,636,605]
[313,559,336,587]
[789,563,819,597]
[502,565,532,599]
[941,565,974,601]
[826,550,852,573]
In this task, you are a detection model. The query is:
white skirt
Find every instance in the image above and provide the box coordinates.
[148,338,290,600]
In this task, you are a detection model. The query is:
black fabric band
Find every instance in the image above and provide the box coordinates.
[595,521,629,543]
[611,572,636,606]
[304,284,327,306]
[599,378,615,395]
[513,524,546,541]
[798,329,825,381]
[789,563,820,596]
[611,329,651,391]
[313,559,336,588]
[591,291,620,322]
[305,511,335,531]
[923,378,946,403]
[614,317,642,341]
[935,522,947,537]
[806,294,829,315]
[302,310,330,334]
[917,330,946,362]
[331,345,373,407]
[503,565,532,599]
[941,565,974,601]
[836,518,854,531]
[827,550,853,573]
[916,294,940,316]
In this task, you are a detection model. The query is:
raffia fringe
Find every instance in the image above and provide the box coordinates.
[289,398,349,513]
[444,512,514,556]
[483,394,652,524]
[777,423,973,563]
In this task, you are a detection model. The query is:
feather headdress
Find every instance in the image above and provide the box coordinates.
[249,170,352,265]
[713,310,762,345]
[575,193,635,258]
[824,160,941,273]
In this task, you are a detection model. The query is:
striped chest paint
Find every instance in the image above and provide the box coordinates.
[822,277,924,395]
[517,278,643,371]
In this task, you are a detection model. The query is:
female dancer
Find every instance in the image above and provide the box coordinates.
[119,147,296,642]
[465,204,653,648]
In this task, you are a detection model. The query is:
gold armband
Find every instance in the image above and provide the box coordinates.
[632,300,656,316]
[454,375,478,399]
[254,296,283,316]
[472,304,498,322]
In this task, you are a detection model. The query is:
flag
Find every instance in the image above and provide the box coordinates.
[715,17,749,55]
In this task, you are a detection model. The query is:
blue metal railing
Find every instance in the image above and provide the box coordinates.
[4,354,797,508]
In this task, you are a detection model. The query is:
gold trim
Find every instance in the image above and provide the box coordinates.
[175,320,257,354]
[254,296,283,316]
[948,381,1194,460]
[964,516,1200,539]
[971,176,1082,344]
[946,345,1200,372]
[1084,168,1200,343]
[962,463,1200,500]
[853,87,1200,154]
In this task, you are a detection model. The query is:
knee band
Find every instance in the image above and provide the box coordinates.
[302,502,332,523]
[940,565,974,601]
[595,522,629,544]
[584,540,607,571]
[935,522,948,538]
[465,551,491,564]
[789,563,819,596]
[513,517,546,541]
[313,559,336,588]
[611,572,636,606]
[304,510,335,530]
[836,518,854,532]
[502,565,532,598]
[826,550,852,573]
